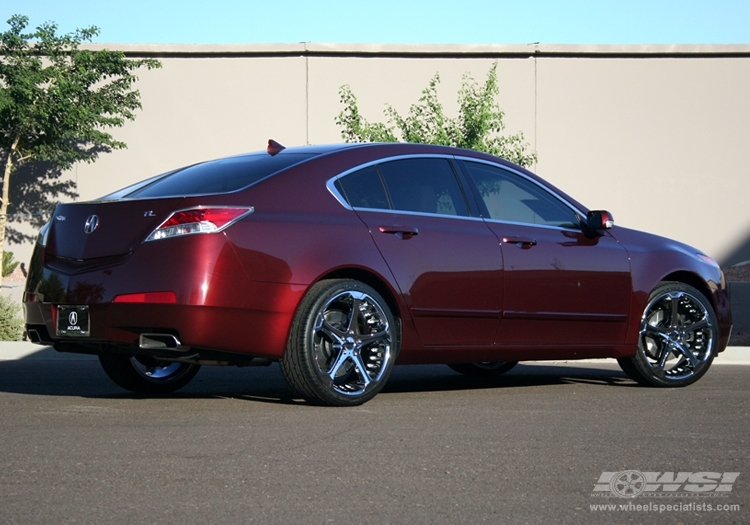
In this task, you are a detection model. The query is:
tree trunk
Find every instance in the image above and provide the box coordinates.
[0,136,20,279]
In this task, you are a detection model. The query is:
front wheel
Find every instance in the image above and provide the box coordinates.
[448,361,518,377]
[280,279,399,406]
[617,282,718,387]
[99,353,200,394]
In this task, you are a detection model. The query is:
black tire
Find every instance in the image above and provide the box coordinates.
[98,353,200,394]
[617,281,718,387]
[280,279,399,406]
[448,361,518,377]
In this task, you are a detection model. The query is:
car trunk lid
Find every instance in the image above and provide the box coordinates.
[46,199,184,260]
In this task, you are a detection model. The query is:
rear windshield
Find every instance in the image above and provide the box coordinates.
[121,152,316,198]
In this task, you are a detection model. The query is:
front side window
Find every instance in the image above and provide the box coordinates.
[463,161,579,228]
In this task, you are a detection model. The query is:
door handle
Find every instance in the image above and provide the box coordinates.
[379,225,419,240]
[502,236,537,248]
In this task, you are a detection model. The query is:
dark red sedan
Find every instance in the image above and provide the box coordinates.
[23,142,732,405]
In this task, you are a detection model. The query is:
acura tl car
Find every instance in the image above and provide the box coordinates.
[23,141,732,405]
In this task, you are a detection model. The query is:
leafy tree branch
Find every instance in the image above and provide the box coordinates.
[335,62,537,168]
[0,14,161,264]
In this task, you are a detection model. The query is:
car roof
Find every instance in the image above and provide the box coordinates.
[235,141,492,159]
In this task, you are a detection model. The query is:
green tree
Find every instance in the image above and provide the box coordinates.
[2,250,18,277]
[335,62,537,168]
[0,14,161,266]
[0,293,23,340]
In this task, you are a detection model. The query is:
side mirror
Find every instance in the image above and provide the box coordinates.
[585,210,614,230]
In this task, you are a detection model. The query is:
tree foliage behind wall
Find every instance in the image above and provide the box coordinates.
[0,14,161,263]
[335,62,537,168]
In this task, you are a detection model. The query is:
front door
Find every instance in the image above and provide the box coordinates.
[460,160,632,345]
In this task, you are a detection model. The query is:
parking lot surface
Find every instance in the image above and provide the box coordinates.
[0,357,747,524]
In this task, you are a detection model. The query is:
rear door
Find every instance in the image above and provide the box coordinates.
[334,157,503,346]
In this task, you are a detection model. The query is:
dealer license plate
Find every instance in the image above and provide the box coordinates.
[56,305,90,337]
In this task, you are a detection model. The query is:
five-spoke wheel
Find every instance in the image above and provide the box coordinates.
[98,353,200,394]
[617,281,718,387]
[280,279,399,406]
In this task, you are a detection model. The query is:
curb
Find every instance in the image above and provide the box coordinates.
[1,341,748,364]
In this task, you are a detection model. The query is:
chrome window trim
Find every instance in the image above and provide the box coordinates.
[483,217,583,232]
[326,153,587,232]
[352,207,485,223]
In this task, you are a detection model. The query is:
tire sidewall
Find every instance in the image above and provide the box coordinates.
[631,281,718,387]
[98,353,200,394]
[283,279,400,406]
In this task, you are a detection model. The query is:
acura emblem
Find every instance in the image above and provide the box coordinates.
[68,311,78,325]
[84,215,99,234]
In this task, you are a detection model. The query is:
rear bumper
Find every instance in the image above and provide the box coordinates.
[24,297,302,359]
[23,236,306,360]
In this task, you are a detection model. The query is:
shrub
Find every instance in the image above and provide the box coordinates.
[335,62,537,167]
[0,294,23,340]
[3,251,19,277]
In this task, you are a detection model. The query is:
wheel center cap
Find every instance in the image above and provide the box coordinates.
[344,336,356,349]
[669,331,681,342]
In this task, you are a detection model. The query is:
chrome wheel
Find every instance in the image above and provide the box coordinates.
[313,290,392,395]
[98,353,200,394]
[281,279,399,406]
[130,357,194,382]
[618,282,718,387]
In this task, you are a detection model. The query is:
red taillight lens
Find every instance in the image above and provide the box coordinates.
[146,206,253,242]
[113,291,177,304]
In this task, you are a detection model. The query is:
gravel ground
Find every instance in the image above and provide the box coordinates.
[723,263,750,282]
[723,264,750,346]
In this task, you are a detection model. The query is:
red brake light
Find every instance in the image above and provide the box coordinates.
[146,207,253,242]
[113,291,177,304]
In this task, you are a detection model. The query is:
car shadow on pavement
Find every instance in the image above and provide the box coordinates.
[0,359,636,405]
[379,363,636,398]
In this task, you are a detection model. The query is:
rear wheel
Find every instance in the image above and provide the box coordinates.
[448,361,518,377]
[98,353,200,394]
[280,279,399,406]
[617,282,718,387]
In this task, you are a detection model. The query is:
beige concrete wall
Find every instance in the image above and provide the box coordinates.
[11,43,750,269]
[535,54,750,265]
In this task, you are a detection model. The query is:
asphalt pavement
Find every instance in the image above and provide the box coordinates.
[1,356,748,524]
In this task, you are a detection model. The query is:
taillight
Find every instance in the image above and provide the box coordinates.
[38,221,51,247]
[145,206,253,242]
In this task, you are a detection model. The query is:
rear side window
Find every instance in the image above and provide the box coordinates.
[463,161,579,228]
[335,166,390,210]
[379,159,469,216]
[125,152,316,198]
[335,158,470,217]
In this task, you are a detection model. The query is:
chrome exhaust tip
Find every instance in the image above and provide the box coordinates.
[27,329,42,344]
[139,333,189,351]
